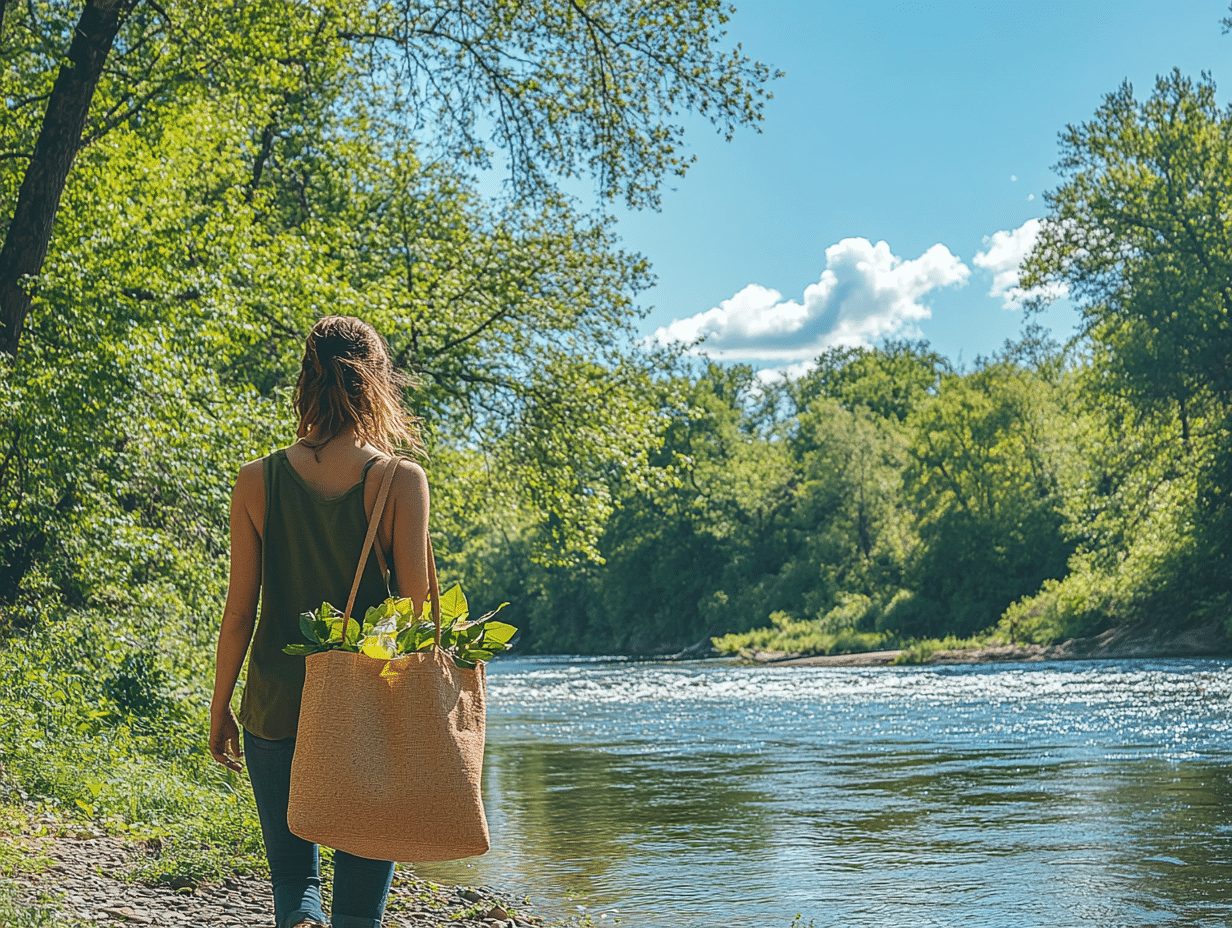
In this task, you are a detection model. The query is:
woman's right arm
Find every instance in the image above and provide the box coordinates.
[209,460,263,771]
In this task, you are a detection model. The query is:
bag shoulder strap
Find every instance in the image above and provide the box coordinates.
[427,533,442,648]
[342,457,399,632]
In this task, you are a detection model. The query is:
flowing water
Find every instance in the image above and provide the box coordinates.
[415,656,1232,927]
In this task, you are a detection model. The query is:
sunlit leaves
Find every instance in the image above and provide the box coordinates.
[353,0,778,208]
[1022,70,1232,417]
[284,587,517,669]
[438,585,467,625]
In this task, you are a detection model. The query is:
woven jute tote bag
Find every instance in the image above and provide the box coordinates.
[287,458,491,862]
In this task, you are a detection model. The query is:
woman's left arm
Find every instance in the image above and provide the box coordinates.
[387,459,431,612]
[209,460,263,771]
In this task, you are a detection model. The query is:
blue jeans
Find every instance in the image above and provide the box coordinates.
[244,730,396,928]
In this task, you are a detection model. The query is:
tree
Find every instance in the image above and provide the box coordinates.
[0,2,776,618]
[0,0,131,357]
[0,0,335,356]
[787,398,911,619]
[904,360,1073,637]
[0,0,776,356]
[791,340,947,423]
[1021,70,1232,429]
[1017,69,1232,634]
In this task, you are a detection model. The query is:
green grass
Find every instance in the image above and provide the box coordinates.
[0,604,267,888]
[713,610,892,658]
[0,808,53,880]
[0,882,72,928]
[890,634,996,665]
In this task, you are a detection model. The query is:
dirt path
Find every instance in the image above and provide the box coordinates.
[5,834,545,928]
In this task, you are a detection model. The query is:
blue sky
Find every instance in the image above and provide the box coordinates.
[614,0,1232,373]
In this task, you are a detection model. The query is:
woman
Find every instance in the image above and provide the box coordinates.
[209,315,430,928]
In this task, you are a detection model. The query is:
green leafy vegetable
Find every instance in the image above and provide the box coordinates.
[283,585,515,669]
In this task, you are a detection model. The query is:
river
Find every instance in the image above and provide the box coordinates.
[414,656,1232,927]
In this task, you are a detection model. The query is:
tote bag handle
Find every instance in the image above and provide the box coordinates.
[339,457,443,648]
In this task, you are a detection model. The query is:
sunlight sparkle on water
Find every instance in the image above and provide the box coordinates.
[414,658,1232,928]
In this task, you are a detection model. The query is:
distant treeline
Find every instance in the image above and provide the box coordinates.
[462,329,1225,654]
[460,70,1232,655]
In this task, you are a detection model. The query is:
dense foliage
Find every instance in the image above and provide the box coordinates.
[0,0,772,877]
[466,337,1087,654]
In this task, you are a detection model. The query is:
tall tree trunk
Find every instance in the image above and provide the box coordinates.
[0,0,130,358]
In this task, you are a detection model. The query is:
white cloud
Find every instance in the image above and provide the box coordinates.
[974,219,1039,297]
[973,218,1065,309]
[754,360,815,386]
[654,237,970,361]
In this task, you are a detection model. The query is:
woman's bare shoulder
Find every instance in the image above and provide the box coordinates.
[394,457,427,480]
[233,456,267,501]
[235,456,266,484]
[392,458,429,509]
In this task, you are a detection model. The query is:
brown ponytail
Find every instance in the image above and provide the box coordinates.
[294,316,425,459]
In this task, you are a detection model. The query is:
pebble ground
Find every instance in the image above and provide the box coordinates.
[4,834,549,928]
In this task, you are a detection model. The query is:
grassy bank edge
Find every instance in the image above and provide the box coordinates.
[722,619,1232,668]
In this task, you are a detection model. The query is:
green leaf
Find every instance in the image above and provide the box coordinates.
[363,601,391,635]
[453,657,477,669]
[439,584,469,624]
[480,622,517,647]
[313,618,332,643]
[283,643,319,656]
[397,624,432,654]
[299,614,320,644]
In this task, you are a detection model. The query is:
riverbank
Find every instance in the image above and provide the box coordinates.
[0,828,563,928]
[739,621,1232,668]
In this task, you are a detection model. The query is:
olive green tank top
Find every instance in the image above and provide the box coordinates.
[238,449,389,741]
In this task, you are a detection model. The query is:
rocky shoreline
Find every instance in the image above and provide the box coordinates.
[740,621,1232,668]
[1,832,560,928]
